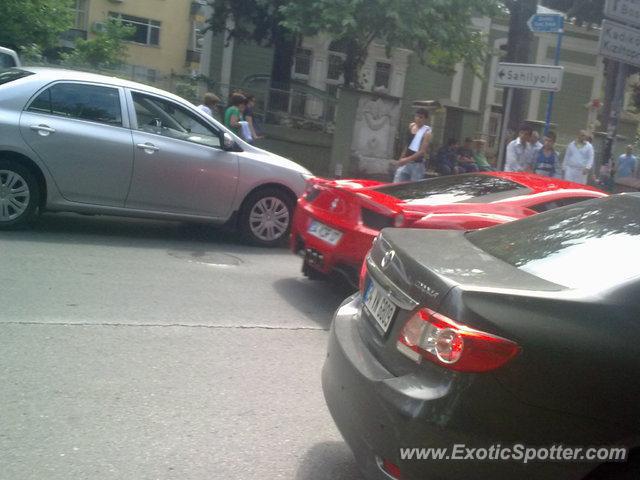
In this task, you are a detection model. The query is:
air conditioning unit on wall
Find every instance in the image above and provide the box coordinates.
[93,21,106,33]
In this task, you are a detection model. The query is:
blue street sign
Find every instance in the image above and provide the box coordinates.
[527,13,564,33]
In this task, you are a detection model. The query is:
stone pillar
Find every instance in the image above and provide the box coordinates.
[330,88,401,178]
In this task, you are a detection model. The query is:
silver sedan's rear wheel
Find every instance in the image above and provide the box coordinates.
[0,161,39,229]
[240,188,294,247]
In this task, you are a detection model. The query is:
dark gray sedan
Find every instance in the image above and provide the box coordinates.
[323,193,640,480]
[0,68,312,245]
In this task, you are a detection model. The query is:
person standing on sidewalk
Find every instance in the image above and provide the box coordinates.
[224,93,246,136]
[197,92,221,120]
[616,145,638,180]
[562,130,594,184]
[532,132,560,178]
[504,124,534,172]
[392,108,432,182]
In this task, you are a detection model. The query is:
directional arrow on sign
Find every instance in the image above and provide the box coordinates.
[527,13,564,33]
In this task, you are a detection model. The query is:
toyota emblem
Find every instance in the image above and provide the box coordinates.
[381,250,395,270]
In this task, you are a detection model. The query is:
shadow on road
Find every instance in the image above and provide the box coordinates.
[295,441,363,480]
[272,277,354,329]
[0,212,257,252]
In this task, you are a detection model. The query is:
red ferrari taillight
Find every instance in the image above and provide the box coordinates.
[303,177,322,202]
[393,213,405,227]
[397,308,520,372]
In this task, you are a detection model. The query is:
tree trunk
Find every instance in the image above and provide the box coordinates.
[270,25,296,90]
[505,0,538,133]
[343,38,359,89]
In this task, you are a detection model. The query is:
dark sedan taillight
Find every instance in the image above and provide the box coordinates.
[361,207,393,230]
[397,308,520,372]
[358,258,368,294]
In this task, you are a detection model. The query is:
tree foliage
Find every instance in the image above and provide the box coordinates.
[61,19,134,69]
[205,0,297,89]
[0,0,73,51]
[205,0,287,45]
[280,0,502,88]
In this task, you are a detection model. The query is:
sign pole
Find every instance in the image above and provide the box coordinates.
[543,27,564,136]
[602,61,628,191]
[498,88,514,171]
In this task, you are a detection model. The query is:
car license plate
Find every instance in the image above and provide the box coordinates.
[307,220,342,246]
[364,281,397,333]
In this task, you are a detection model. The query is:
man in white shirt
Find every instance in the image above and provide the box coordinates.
[504,124,534,172]
[562,130,594,184]
[392,108,432,182]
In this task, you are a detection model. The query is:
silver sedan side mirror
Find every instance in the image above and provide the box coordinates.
[223,132,235,150]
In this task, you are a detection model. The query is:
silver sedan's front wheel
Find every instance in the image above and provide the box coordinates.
[240,188,294,247]
[0,161,39,229]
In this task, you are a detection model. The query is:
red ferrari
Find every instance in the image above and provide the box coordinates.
[291,172,607,284]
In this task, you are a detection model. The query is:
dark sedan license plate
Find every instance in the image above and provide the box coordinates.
[364,281,397,333]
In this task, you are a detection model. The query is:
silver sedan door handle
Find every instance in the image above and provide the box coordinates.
[30,124,56,136]
[136,142,160,153]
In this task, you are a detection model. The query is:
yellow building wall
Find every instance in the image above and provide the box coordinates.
[85,0,195,77]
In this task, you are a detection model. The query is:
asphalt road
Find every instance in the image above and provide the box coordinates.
[0,213,363,480]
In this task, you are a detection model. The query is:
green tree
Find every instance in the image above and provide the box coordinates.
[62,19,134,69]
[0,0,73,51]
[205,0,297,89]
[280,0,502,88]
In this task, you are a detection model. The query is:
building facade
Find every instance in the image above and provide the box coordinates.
[202,9,638,175]
[71,0,206,83]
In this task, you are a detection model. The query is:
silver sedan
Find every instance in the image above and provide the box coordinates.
[0,67,312,246]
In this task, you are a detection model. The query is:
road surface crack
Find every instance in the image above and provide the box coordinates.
[0,321,329,331]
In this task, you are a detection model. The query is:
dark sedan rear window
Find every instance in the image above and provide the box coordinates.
[374,174,528,205]
[467,195,640,289]
[0,69,33,85]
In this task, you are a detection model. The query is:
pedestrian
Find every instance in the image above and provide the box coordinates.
[456,137,480,173]
[504,124,534,172]
[197,92,220,119]
[615,145,638,179]
[532,131,560,177]
[392,108,432,182]
[562,130,594,184]
[224,92,246,136]
[242,94,263,144]
[434,139,460,176]
[530,130,543,153]
[472,138,493,171]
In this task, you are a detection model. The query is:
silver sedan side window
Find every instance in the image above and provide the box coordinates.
[27,82,122,126]
[131,92,222,148]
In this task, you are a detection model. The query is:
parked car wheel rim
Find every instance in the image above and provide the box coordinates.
[249,196,290,242]
[0,169,30,222]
